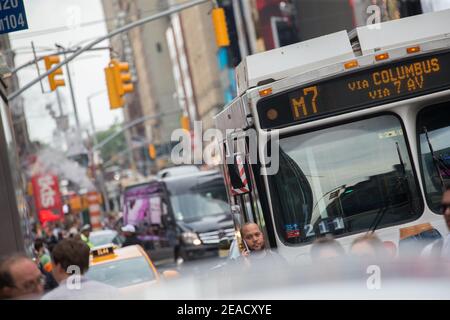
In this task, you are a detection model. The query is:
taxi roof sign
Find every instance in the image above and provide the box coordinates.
[91,244,116,260]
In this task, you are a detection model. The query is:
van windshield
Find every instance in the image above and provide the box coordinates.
[170,186,230,222]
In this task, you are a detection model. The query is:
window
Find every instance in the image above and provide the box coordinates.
[270,115,422,245]
[170,186,230,223]
[90,231,121,247]
[417,103,450,213]
[86,257,156,288]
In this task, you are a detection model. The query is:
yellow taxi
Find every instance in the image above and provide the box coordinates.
[86,244,160,295]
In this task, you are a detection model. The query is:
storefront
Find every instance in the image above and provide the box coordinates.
[0,79,33,256]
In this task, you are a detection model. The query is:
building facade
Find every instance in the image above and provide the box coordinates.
[0,34,33,256]
[102,0,182,173]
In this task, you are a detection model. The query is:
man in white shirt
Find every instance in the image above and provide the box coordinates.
[41,238,120,300]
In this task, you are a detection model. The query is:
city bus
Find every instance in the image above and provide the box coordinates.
[214,9,450,263]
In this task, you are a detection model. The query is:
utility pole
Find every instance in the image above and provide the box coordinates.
[87,91,111,213]
[113,0,137,172]
[55,88,68,150]
[56,44,80,132]
[87,91,104,145]
[231,0,249,59]
[92,110,180,151]
[240,0,258,55]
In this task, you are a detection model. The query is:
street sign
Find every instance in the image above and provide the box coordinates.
[0,0,28,35]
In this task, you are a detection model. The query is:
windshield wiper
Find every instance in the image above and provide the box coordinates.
[368,206,389,234]
[395,142,406,175]
[368,142,412,233]
[395,142,414,213]
[423,126,446,192]
[311,184,346,214]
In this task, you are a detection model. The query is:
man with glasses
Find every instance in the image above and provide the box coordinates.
[0,254,44,299]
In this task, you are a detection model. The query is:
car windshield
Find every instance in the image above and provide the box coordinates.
[417,103,450,213]
[86,257,156,288]
[269,114,423,245]
[90,231,122,247]
[170,186,230,222]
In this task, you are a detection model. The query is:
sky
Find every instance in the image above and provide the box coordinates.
[10,0,124,146]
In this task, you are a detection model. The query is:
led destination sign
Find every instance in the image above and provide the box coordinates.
[258,50,450,129]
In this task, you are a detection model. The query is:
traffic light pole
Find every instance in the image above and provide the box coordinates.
[10,46,112,76]
[87,91,104,145]
[56,44,81,131]
[92,109,180,151]
[87,91,111,214]
[7,0,211,102]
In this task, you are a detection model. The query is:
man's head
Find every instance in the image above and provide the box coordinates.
[0,254,44,299]
[34,238,46,256]
[442,186,450,231]
[51,238,90,283]
[121,224,136,237]
[310,235,345,261]
[350,233,387,259]
[80,224,91,237]
[241,223,265,251]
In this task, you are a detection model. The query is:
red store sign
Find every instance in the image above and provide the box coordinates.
[31,173,63,224]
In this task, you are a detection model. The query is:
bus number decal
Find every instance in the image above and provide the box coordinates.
[318,221,330,234]
[304,224,315,238]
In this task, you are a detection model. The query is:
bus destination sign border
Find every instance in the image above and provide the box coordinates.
[257,49,450,129]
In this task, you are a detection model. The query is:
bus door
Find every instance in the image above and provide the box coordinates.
[223,130,275,249]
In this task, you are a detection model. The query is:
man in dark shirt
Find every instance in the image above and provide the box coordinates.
[121,224,143,247]
[239,223,286,268]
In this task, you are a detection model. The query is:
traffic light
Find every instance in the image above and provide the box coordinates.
[180,114,190,131]
[212,7,230,47]
[44,55,65,91]
[148,143,156,160]
[104,59,134,109]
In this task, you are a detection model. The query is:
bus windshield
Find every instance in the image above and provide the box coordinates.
[269,114,423,245]
[418,103,450,213]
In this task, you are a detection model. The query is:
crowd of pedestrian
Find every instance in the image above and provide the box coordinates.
[1,187,450,300]
[0,213,123,300]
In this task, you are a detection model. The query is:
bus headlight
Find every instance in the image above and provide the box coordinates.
[182,232,202,246]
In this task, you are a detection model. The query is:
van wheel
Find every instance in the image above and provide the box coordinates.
[178,247,190,262]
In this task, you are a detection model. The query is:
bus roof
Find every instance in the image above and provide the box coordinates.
[236,9,450,95]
